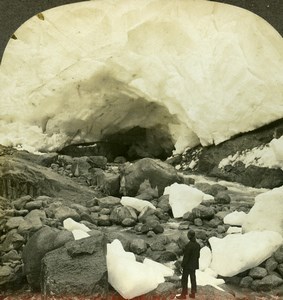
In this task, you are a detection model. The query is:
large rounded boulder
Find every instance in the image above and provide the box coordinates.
[122,158,181,197]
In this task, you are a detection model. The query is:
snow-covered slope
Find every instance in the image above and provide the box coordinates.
[0,0,282,154]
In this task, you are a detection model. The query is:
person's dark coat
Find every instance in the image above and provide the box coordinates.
[181,239,201,270]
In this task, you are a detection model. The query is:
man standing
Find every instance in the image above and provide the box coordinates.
[177,230,201,299]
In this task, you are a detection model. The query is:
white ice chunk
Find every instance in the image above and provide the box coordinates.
[63,217,91,232]
[226,226,242,234]
[143,258,174,277]
[121,196,156,212]
[242,186,283,236]
[107,239,168,299]
[209,231,283,277]
[223,211,247,226]
[199,246,212,271]
[165,183,205,218]
[72,229,90,240]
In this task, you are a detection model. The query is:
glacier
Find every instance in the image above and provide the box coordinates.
[0,0,282,155]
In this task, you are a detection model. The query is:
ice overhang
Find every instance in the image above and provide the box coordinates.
[0,0,282,156]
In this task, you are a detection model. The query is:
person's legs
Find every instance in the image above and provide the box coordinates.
[188,269,197,298]
[177,268,189,298]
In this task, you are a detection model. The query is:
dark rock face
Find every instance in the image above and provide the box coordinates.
[184,118,283,189]
[122,158,182,196]
[41,233,108,297]
[0,155,98,201]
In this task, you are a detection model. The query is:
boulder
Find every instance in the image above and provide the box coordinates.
[157,194,171,213]
[138,206,156,223]
[122,158,181,196]
[54,205,80,222]
[88,156,107,169]
[214,192,231,204]
[130,238,148,255]
[192,205,215,220]
[17,209,46,235]
[96,172,120,196]
[41,232,108,297]
[110,206,137,225]
[22,226,74,291]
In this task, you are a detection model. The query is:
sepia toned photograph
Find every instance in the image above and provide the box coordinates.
[0,0,282,299]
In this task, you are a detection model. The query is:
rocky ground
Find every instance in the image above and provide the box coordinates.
[0,142,282,300]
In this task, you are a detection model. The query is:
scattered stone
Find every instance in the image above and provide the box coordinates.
[25,200,43,211]
[110,206,137,225]
[70,203,90,215]
[54,206,80,222]
[207,217,222,228]
[157,194,171,213]
[97,215,112,226]
[0,265,13,285]
[97,196,121,208]
[2,250,21,262]
[249,267,268,279]
[192,205,215,220]
[1,230,25,252]
[138,206,156,223]
[150,241,166,251]
[215,192,231,204]
[18,209,46,235]
[274,245,283,263]
[277,264,283,276]
[153,224,164,234]
[194,218,203,226]
[130,238,148,255]
[12,196,32,210]
[251,274,283,291]
[5,216,25,230]
[88,156,107,169]
[265,257,278,273]
[217,225,226,234]
[96,172,120,196]
[240,276,253,288]
[121,218,136,227]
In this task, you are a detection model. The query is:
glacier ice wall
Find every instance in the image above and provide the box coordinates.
[0,0,282,154]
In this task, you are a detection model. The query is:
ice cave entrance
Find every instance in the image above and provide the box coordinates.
[58,96,177,161]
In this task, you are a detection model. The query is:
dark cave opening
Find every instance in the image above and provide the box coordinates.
[58,125,175,162]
